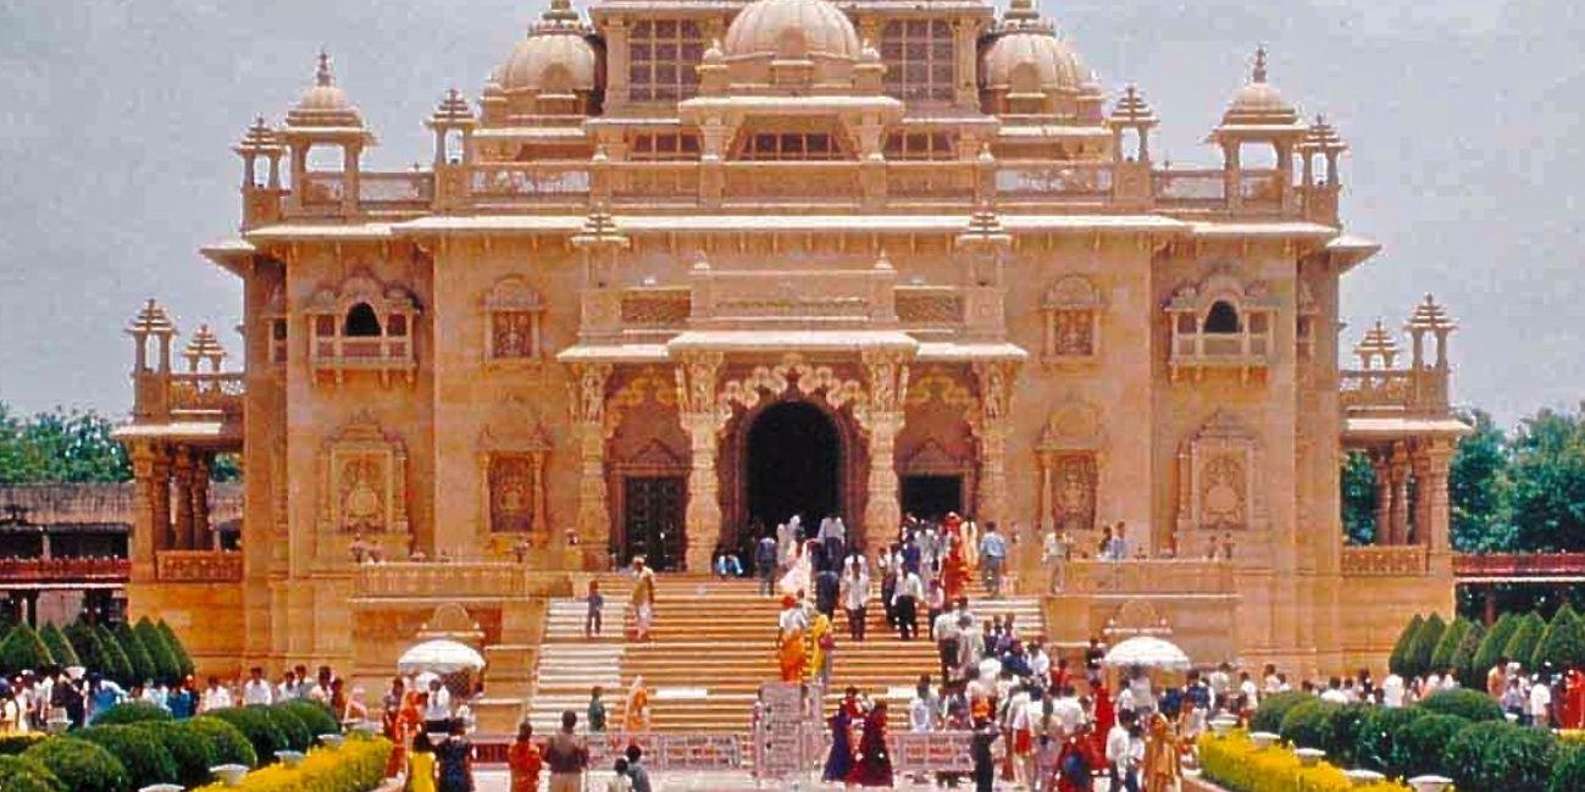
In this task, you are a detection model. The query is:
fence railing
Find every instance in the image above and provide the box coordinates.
[1453,553,1585,578]
[168,373,245,415]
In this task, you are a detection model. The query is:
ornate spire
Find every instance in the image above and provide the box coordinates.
[1405,293,1456,333]
[1108,83,1159,127]
[316,49,334,87]
[126,298,176,336]
[1252,45,1268,84]
[1301,113,1347,154]
[183,324,227,366]
[1354,319,1400,368]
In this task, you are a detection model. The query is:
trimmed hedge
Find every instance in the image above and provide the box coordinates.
[1398,713,1469,779]
[133,720,217,789]
[1450,620,1486,689]
[258,703,314,752]
[110,623,156,685]
[133,617,181,685]
[1321,702,1373,768]
[0,733,48,756]
[0,754,63,792]
[156,620,195,678]
[1416,688,1504,722]
[1549,743,1585,792]
[21,735,130,792]
[91,623,135,685]
[1278,698,1338,750]
[1503,612,1547,671]
[279,699,341,738]
[1198,731,1410,792]
[1249,690,1311,735]
[189,715,260,769]
[207,706,289,764]
[91,700,175,726]
[1442,719,1558,791]
[1404,613,1447,680]
[192,735,394,792]
[0,624,55,676]
[37,622,79,668]
[1534,603,1585,671]
[1353,706,1431,779]
[1388,614,1424,677]
[1472,612,1519,683]
[1429,617,1470,673]
[76,725,178,790]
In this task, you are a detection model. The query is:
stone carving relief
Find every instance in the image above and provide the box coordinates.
[1041,275,1103,361]
[715,353,868,429]
[484,276,546,362]
[318,412,409,536]
[1037,399,1104,537]
[1176,409,1266,541]
[478,417,552,543]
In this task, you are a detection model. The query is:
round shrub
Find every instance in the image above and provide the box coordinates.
[132,721,215,789]
[90,700,174,726]
[1353,706,1431,777]
[1443,719,1557,791]
[188,715,258,769]
[279,699,340,737]
[0,755,63,792]
[0,733,47,756]
[1549,743,1585,792]
[1398,713,1469,779]
[1250,690,1310,734]
[207,706,287,764]
[1279,698,1339,750]
[1322,702,1374,768]
[76,724,178,789]
[258,703,313,752]
[21,735,130,792]
[1417,688,1504,722]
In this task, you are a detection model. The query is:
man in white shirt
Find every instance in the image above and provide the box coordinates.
[242,667,274,706]
[200,676,234,713]
[891,569,924,640]
[277,670,300,703]
[1529,675,1552,728]
[424,677,453,731]
[1382,673,1406,708]
[1319,677,1349,704]
[1105,710,1140,791]
[840,565,870,642]
[1027,641,1051,689]
[1238,671,1259,711]
[1052,685,1086,737]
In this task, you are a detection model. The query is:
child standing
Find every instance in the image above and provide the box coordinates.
[585,580,605,638]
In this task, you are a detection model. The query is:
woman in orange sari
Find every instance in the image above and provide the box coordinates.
[777,595,809,683]
[386,688,424,778]
[941,534,970,605]
[506,721,543,792]
[622,676,651,733]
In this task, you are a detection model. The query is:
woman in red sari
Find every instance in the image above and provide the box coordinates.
[385,688,424,778]
[848,701,894,787]
[942,533,970,604]
[1089,680,1114,762]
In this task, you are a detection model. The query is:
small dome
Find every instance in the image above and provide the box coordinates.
[498,32,598,94]
[1222,47,1298,125]
[287,51,362,128]
[981,30,1087,94]
[722,0,861,60]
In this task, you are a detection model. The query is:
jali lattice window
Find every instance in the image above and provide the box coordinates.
[629,20,704,102]
[880,19,955,102]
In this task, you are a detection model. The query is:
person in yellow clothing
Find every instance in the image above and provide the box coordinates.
[622,675,651,733]
[406,730,437,792]
[809,610,835,689]
[1143,712,1184,792]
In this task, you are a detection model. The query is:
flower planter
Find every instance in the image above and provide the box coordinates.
[1294,747,1326,767]
[318,732,345,748]
[1406,775,1453,792]
[210,763,249,787]
[1344,768,1386,787]
[1248,731,1280,748]
[1209,716,1239,736]
[274,749,306,768]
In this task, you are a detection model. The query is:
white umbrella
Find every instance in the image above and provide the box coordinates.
[1101,636,1192,671]
[396,639,486,676]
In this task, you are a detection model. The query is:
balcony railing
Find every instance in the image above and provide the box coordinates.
[358,172,434,209]
[1062,559,1235,595]
[168,373,245,416]
[1153,168,1225,205]
[996,161,1114,201]
[471,163,590,202]
[155,550,242,582]
[1453,553,1585,578]
[353,561,530,599]
[1339,368,1450,415]
[1341,544,1428,577]
[1168,330,1271,381]
[0,557,129,583]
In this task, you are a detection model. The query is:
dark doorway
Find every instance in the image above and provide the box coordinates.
[747,401,841,528]
[622,476,685,571]
[902,475,963,522]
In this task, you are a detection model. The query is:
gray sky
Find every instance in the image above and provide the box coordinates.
[1,0,1580,426]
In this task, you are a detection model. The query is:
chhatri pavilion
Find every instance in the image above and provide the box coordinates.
[115,0,1469,728]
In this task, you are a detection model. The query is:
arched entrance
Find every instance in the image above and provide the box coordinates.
[746,401,841,528]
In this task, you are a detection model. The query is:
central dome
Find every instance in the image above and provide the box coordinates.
[722,0,861,60]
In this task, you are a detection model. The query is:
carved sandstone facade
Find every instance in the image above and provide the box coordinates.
[116,0,1468,699]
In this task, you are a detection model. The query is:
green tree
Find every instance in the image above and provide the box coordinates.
[0,624,55,675]
[156,620,194,678]
[0,404,131,484]
[1534,604,1585,671]
[1450,408,1515,551]
[112,622,156,684]
[1430,617,1471,673]
[92,623,134,685]
[1472,612,1519,679]
[1503,612,1547,671]
[37,622,80,668]
[1340,450,1378,545]
[133,618,180,685]
[1452,619,1486,688]
[1507,405,1585,552]
[1406,613,1447,679]
[1389,614,1425,677]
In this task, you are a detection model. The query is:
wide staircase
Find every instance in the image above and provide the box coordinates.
[525,573,1044,734]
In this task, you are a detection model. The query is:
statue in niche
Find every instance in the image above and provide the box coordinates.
[490,455,536,536]
[1052,453,1096,532]
[493,312,533,358]
[341,456,384,532]
[1201,452,1246,529]
[1053,310,1094,356]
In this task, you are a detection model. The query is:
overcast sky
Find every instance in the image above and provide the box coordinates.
[1,0,1580,426]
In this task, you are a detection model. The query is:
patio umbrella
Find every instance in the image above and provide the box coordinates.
[1101,636,1192,671]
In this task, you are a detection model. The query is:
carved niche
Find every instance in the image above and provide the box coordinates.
[478,417,552,543]
[1176,409,1266,541]
[1037,400,1104,537]
[319,412,409,535]
[483,276,546,363]
[1041,275,1103,362]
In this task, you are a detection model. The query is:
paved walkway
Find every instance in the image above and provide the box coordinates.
[473,768,1136,790]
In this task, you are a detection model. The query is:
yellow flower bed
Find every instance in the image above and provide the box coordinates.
[193,734,393,792]
[1197,731,1410,792]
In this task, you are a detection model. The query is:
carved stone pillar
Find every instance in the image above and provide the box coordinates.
[860,350,910,549]
[171,447,194,552]
[1389,443,1410,547]
[675,353,723,573]
[191,453,212,550]
[1411,448,1432,547]
[1371,453,1392,545]
[130,443,164,582]
[1423,439,1455,574]
[973,360,1018,530]
[568,363,613,570]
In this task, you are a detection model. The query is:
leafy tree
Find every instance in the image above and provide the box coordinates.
[37,622,79,668]
[1340,450,1378,545]
[112,623,155,684]
[1503,612,1547,672]
[1507,404,1585,552]
[1450,409,1515,552]
[1405,613,1448,679]
[1430,617,1471,673]
[1472,612,1519,680]
[0,404,130,484]
[1451,619,1486,688]
[155,620,194,678]
[0,624,55,676]
[1534,603,1585,671]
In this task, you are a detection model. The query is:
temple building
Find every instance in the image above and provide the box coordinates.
[115,0,1469,722]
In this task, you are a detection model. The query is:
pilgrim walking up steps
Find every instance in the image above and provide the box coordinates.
[523,572,1041,733]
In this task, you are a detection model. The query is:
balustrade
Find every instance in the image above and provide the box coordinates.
[886,161,976,199]
[1062,559,1235,595]
[1453,553,1585,577]
[470,162,591,201]
[1340,544,1428,577]
[298,172,345,206]
[353,561,530,599]
[996,161,1114,200]
[357,172,434,208]
[1339,368,1450,414]
[168,372,245,415]
[1153,168,1226,205]
[0,557,130,582]
[155,550,242,582]
[720,161,861,201]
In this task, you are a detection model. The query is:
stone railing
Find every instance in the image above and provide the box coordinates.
[1062,559,1235,595]
[168,372,245,416]
[155,550,243,582]
[0,556,129,583]
[357,171,434,209]
[352,561,530,599]
[1453,552,1585,578]
[1339,368,1450,415]
[997,161,1114,201]
[1340,544,1428,577]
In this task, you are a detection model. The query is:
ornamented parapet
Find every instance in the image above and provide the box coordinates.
[1340,544,1428,577]
[1062,559,1235,595]
[353,561,530,599]
[155,550,243,582]
[168,373,246,416]
[0,557,130,583]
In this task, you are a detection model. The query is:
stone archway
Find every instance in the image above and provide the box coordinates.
[744,401,842,530]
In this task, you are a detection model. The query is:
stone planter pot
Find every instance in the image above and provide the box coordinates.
[1248,731,1280,748]
[139,785,185,792]
[1294,747,1326,767]
[274,750,306,768]
[1209,716,1239,736]
[210,764,249,787]
[1406,774,1453,792]
[318,732,345,748]
[1344,769,1386,787]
